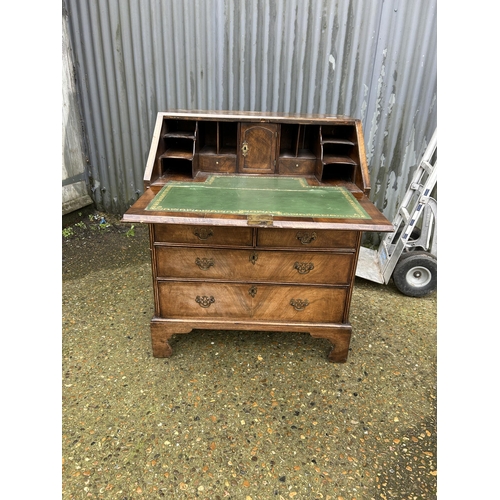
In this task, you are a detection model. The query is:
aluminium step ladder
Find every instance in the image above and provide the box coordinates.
[356,128,437,297]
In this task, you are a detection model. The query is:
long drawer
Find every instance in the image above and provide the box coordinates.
[257,228,358,249]
[155,247,354,285]
[157,281,347,323]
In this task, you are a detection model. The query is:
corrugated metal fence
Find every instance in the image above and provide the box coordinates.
[64,0,436,221]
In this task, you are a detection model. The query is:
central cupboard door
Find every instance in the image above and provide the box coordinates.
[238,123,279,173]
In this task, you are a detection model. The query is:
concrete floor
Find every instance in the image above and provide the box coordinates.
[62,210,437,499]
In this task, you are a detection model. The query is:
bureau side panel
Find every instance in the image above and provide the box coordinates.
[149,224,161,317]
[342,231,363,322]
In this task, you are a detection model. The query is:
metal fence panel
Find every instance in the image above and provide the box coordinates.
[62,12,93,214]
[64,0,437,220]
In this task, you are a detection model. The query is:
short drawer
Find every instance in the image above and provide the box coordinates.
[252,284,347,323]
[158,282,252,320]
[198,154,237,173]
[157,281,347,323]
[153,224,253,246]
[155,247,354,285]
[257,228,358,249]
[278,158,316,175]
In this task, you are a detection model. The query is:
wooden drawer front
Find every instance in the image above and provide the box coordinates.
[154,224,253,246]
[252,285,346,323]
[257,228,358,249]
[198,154,237,173]
[156,247,354,285]
[278,158,316,175]
[157,281,346,323]
[158,282,252,320]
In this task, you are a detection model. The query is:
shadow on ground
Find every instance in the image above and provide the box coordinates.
[62,208,437,499]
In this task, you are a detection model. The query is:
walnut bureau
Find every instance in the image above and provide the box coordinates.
[123,110,393,362]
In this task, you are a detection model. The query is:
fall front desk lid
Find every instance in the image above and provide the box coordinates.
[146,175,371,220]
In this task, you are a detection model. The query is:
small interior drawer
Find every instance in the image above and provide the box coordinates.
[198,154,237,173]
[278,158,316,175]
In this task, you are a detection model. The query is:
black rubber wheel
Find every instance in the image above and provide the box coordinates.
[392,251,437,297]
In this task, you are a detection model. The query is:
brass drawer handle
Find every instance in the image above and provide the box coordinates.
[293,262,314,274]
[196,295,215,308]
[296,231,317,244]
[249,251,258,265]
[195,257,214,270]
[193,227,214,240]
[249,286,257,297]
[290,298,309,311]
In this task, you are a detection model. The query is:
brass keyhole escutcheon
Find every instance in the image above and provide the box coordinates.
[241,141,249,157]
[249,286,257,298]
[249,251,258,265]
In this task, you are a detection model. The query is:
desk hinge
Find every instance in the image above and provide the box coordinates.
[247,214,274,226]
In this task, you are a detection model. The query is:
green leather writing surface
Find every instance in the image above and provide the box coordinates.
[146,175,370,219]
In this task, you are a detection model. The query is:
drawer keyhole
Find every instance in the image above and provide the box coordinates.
[249,252,258,265]
[249,286,257,297]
